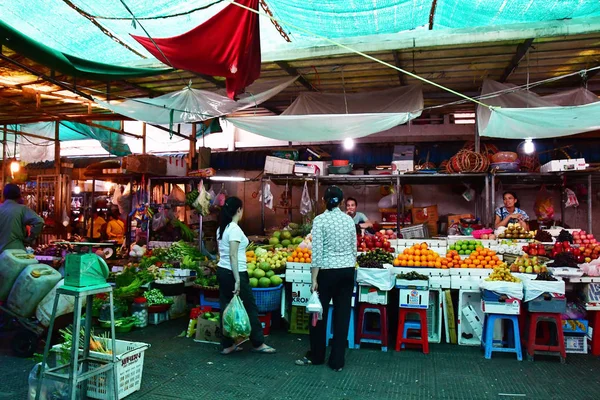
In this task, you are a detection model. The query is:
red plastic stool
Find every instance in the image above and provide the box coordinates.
[395,308,429,354]
[355,303,388,352]
[527,312,566,363]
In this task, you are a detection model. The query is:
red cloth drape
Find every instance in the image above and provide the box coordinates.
[132,0,260,99]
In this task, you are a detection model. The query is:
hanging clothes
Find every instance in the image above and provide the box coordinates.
[131,0,260,100]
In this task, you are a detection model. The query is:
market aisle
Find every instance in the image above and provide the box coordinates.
[2,319,600,400]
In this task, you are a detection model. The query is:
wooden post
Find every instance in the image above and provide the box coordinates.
[142,123,147,155]
[54,121,61,174]
[2,125,7,189]
[189,124,197,169]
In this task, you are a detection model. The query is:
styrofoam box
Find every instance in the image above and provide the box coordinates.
[291,282,312,306]
[358,285,388,305]
[462,303,484,341]
[449,268,492,277]
[397,279,429,290]
[429,276,451,289]
[264,156,295,175]
[392,160,414,174]
[397,239,448,256]
[285,262,311,283]
[399,287,429,309]
[451,275,485,290]
[457,290,484,346]
[294,161,331,176]
[481,298,521,315]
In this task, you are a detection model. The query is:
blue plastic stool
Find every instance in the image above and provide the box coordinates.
[326,306,355,348]
[199,291,220,309]
[481,313,522,361]
[401,321,422,349]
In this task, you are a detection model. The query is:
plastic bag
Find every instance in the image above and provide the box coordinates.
[193,183,211,216]
[306,291,323,327]
[152,208,168,231]
[222,295,251,340]
[534,185,555,220]
[112,184,122,205]
[168,185,186,204]
[565,188,579,208]
[377,193,397,209]
[300,182,312,215]
[260,183,274,210]
[356,267,395,290]
[479,280,524,300]
[523,279,565,302]
[28,363,70,400]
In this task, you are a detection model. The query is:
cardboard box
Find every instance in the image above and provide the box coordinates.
[123,154,167,175]
[447,214,475,226]
[392,160,414,174]
[197,147,211,169]
[412,205,439,236]
[264,156,295,175]
[194,316,222,344]
[294,161,331,176]
[291,282,312,306]
[358,285,388,305]
[162,155,188,176]
[481,298,521,315]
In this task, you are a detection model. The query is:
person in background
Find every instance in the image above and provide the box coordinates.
[0,184,44,254]
[106,211,125,244]
[345,197,373,230]
[495,191,530,230]
[296,186,357,372]
[217,197,276,355]
[87,210,106,240]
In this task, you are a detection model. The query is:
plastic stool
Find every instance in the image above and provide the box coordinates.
[355,303,388,352]
[527,312,566,363]
[326,306,355,348]
[481,314,522,361]
[199,290,220,309]
[395,308,429,353]
[401,320,422,349]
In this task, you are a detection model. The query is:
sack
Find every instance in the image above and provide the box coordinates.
[480,280,524,300]
[356,267,395,291]
[168,185,186,204]
[222,295,251,340]
[300,182,312,215]
[534,185,555,220]
[377,193,397,209]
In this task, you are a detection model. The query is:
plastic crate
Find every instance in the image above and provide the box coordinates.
[565,335,588,354]
[51,340,149,399]
[289,305,310,334]
[527,294,566,313]
[562,319,588,335]
[252,285,283,313]
[148,311,169,325]
[400,224,429,239]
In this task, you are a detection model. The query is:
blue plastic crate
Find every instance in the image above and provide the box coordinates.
[252,285,283,313]
[562,319,588,335]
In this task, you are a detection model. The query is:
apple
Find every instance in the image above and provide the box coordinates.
[587,234,595,240]
[573,248,581,256]
[584,239,590,244]
[576,255,585,263]
[563,241,571,248]
[585,257,592,263]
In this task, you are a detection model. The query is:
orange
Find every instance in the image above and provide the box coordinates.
[448,262,454,268]
[299,258,305,263]
[306,258,311,263]
[471,251,479,257]
[461,263,468,268]
[485,256,491,262]
[465,259,472,265]
[287,256,294,262]
[492,255,499,262]
[473,259,480,265]
[292,251,298,258]
[435,261,442,268]
[393,259,401,267]
[400,260,408,266]
[293,257,299,262]
[407,260,414,267]
[407,248,415,255]
[415,250,421,257]
[421,243,428,250]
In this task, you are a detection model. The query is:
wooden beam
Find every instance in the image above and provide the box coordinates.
[499,38,535,82]
[142,123,147,154]
[71,120,142,139]
[275,61,315,91]
[2,125,6,188]
[392,51,406,85]
[194,74,226,88]
[429,0,438,30]
[54,122,61,174]
[117,80,163,98]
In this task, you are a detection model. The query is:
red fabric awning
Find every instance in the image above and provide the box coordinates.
[132,0,261,99]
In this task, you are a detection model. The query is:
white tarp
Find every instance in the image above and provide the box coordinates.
[93,77,298,124]
[225,85,423,142]
[523,279,565,303]
[477,80,600,139]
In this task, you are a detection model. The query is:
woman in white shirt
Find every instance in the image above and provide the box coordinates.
[296,186,357,372]
[217,197,276,355]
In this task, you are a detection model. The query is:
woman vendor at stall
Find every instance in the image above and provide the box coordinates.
[495,191,529,230]
[106,212,125,244]
[345,198,373,229]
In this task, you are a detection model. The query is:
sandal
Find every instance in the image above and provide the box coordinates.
[251,345,276,354]
[220,346,243,355]
[295,357,312,366]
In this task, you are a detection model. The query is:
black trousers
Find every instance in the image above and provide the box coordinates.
[309,267,355,370]
[217,267,265,349]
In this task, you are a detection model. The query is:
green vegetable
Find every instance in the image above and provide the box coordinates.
[144,289,173,306]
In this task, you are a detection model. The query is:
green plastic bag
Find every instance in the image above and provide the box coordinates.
[222,295,251,340]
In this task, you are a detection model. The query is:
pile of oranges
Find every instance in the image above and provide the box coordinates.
[393,243,443,268]
[287,248,312,264]
[447,247,502,269]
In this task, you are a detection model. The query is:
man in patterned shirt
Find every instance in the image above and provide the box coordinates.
[296,186,357,372]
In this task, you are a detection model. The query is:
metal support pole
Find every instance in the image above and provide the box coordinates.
[484,174,490,227]
[189,124,197,170]
[588,174,593,234]
[491,175,496,226]
[396,175,401,233]
[126,178,134,250]
[314,175,319,214]
[54,121,61,174]
[560,176,566,228]
[261,178,266,234]
[474,117,480,153]
[2,125,7,189]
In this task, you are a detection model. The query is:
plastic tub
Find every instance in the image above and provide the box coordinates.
[491,152,518,163]
[332,160,349,166]
[6,265,61,318]
[0,250,39,301]
[491,162,520,172]
[35,279,77,327]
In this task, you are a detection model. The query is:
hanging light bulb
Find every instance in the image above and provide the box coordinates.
[523,139,535,155]
[104,181,114,191]
[343,138,354,150]
[10,160,20,174]
[73,186,82,195]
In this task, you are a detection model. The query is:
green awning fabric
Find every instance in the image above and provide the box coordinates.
[0,20,170,80]
[13,121,131,156]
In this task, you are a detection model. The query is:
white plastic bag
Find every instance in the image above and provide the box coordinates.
[112,184,122,205]
[260,183,273,210]
[377,193,397,209]
[306,291,323,325]
[480,280,524,300]
[523,279,565,302]
[356,266,395,290]
[300,182,312,215]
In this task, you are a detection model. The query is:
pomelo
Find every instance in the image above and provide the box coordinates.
[269,237,280,245]
[266,270,275,278]
[270,276,283,286]
[258,277,271,288]
[281,231,292,240]
[259,262,271,271]
[281,239,291,247]
[273,231,281,238]
[253,269,266,278]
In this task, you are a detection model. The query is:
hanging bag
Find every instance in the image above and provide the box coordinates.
[222,295,251,341]
[300,182,312,215]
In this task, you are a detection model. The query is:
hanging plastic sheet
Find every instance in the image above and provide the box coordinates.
[94,77,297,124]
[477,80,600,139]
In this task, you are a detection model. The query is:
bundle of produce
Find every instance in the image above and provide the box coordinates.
[143,288,174,306]
[509,254,548,274]
[396,271,428,281]
[446,149,490,173]
[394,243,442,268]
[557,229,574,244]
[358,248,394,268]
[449,239,484,255]
[485,264,521,283]
[194,274,218,289]
[534,230,553,243]
[497,223,534,240]
[547,252,578,268]
[535,271,557,281]
[453,247,503,269]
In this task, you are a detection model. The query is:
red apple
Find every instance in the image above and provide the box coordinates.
[584,239,590,244]
[577,255,585,263]
[587,234,595,240]
[563,241,571,248]
[573,248,581,256]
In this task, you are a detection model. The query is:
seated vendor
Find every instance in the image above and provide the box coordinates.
[345,197,373,229]
[495,191,529,231]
